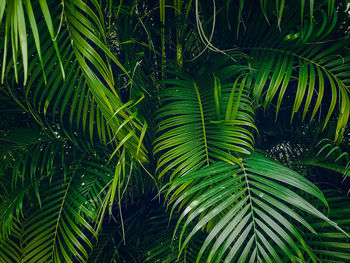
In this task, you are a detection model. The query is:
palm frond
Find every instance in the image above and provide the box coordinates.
[165,153,343,263]
[302,139,350,178]
[3,0,148,163]
[22,173,96,263]
[154,66,256,180]
[0,127,117,262]
[0,0,64,85]
[1,1,349,262]
[242,9,350,143]
[17,150,115,263]
[0,127,53,237]
[0,219,24,263]
[305,189,350,262]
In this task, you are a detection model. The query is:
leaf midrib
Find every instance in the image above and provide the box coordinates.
[193,81,210,166]
[49,175,73,262]
[241,162,260,261]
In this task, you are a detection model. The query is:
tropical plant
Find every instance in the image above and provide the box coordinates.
[0,0,350,262]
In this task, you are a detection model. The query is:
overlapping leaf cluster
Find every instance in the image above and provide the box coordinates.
[0,0,350,262]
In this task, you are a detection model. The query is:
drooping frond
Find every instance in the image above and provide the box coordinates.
[0,0,64,85]
[238,7,350,143]
[2,0,148,163]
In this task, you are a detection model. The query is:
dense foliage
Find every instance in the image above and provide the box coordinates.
[0,0,350,262]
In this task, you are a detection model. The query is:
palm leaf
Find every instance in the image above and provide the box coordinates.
[0,219,24,263]
[3,0,148,162]
[242,8,350,142]
[17,150,115,263]
[154,66,256,180]
[63,0,148,162]
[22,174,96,263]
[301,139,350,178]
[0,0,64,85]
[0,127,53,237]
[304,189,350,262]
[0,126,117,262]
[165,153,344,263]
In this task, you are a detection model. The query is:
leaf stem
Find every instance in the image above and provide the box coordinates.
[241,161,260,257]
[193,81,210,166]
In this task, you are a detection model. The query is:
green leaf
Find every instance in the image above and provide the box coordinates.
[165,153,341,263]
[155,68,255,180]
